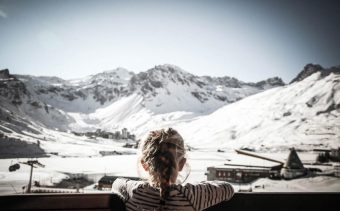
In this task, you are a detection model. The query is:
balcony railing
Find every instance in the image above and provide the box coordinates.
[0,192,338,211]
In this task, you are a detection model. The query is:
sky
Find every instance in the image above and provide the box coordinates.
[0,0,339,83]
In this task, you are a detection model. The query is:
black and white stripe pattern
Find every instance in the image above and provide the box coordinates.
[112,178,234,211]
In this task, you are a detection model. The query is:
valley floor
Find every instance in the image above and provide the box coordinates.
[0,150,339,194]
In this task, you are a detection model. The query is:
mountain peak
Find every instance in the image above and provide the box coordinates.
[290,64,323,84]
[0,69,12,79]
[129,64,196,92]
[75,68,134,87]
[255,77,285,89]
[147,64,192,76]
[290,64,340,84]
[101,67,132,75]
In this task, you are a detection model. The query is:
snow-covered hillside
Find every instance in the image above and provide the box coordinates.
[177,66,340,151]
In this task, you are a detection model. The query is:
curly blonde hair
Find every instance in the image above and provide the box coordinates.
[140,128,186,204]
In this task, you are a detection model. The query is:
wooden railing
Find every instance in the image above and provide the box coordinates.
[0,192,338,211]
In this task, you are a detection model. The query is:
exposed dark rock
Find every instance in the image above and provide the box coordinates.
[96,95,107,105]
[195,80,206,88]
[290,64,323,84]
[74,90,86,99]
[290,64,340,84]
[320,66,340,78]
[0,69,11,79]
[44,104,49,113]
[214,94,229,102]
[283,111,292,117]
[255,77,285,89]
[0,69,29,104]
[191,91,208,103]
[150,80,163,88]
[316,103,340,115]
[47,86,64,93]
[30,101,42,108]
[61,93,77,101]
[215,76,242,88]
[0,137,47,158]
[306,96,320,107]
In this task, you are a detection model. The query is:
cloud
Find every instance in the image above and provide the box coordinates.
[0,9,8,18]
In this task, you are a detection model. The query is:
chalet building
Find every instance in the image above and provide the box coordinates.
[206,149,283,183]
[206,164,281,184]
[280,148,307,179]
[206,148,314,183]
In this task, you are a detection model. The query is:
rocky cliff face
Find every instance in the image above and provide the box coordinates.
[127,64,284,113]
[290,63,340,84]
[0,69,29,105]
[0,69,11,79]
[0,69,74,132]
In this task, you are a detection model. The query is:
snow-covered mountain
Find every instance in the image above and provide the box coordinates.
[0,63,338,156]
[14,64,283,114]
[17,67,134,113]
[177,64,340,151]
[0,64,283,131]
[128,64,284,114]
[0,69,74,132]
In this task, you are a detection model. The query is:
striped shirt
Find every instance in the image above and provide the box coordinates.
[112,178,234,211]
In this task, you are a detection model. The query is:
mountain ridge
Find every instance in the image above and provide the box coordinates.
[290,63,340,84]
[2,64,284,114]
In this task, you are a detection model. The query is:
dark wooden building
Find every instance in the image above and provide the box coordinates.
[206,164,281,183]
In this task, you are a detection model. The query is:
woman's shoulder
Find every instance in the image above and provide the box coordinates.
[114,178,146,187]
[112,178,146,192]
[181,180,234,197]
[183,180,233,188]
[112,178,148,200]
[178,181,234,210]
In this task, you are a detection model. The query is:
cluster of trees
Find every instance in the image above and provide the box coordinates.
[0,134,46,159]
[316,149,340,163]
[317,152,331,163]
